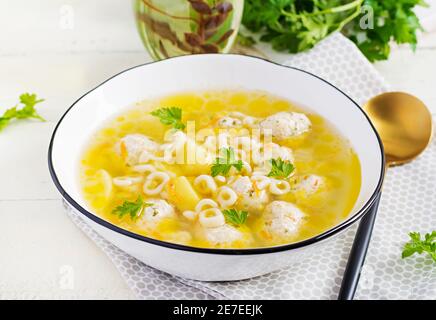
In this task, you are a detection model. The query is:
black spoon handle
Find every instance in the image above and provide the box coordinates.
[338,194,381,300]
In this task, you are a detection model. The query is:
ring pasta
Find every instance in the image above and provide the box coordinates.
[269,179,291,195]
[194,175,217,195]
[183,210,198,221]
[113,176,143,187]
[132,164,156,174]
[143,172,170,195]
[251,175,271,190]
[199,208,226,228]
[217,186,238,208]
[195,199,218,213]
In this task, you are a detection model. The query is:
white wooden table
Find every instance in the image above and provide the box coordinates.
[0,1,435,299]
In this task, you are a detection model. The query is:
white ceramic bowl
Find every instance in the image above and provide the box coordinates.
[49,54,385,281]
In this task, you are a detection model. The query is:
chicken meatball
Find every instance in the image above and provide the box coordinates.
[254,142,294,166]
[217,116,242,128]
[231,177,269,212]
[262,201,305,239]
[239,189,269,212]
[116,134,159,165]
[292,175,325,195]
[231,176,253,195]
[136,199,175,230]
[260,112,311,140]
[202,224,247,247]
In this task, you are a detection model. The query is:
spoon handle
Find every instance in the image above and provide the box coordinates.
[338,194,381,300]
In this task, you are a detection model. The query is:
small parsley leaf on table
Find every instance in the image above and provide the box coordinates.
[0,93,45,132]
[402,231,436,263]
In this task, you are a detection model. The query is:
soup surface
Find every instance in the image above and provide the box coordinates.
[79,90,361,248]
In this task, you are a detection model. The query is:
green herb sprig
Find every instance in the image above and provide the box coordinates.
[151,107,185,130]
[267,158,295,179]
[0,93,45,132]
[211,147,243,177]
[222,208,248,226]
[112,196,152,220]
[343,0,427,62]
[402,231,436,263]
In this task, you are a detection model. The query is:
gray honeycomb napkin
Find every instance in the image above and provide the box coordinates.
[66,33,436,300]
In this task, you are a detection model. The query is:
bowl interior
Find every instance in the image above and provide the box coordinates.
[50,54,383,246]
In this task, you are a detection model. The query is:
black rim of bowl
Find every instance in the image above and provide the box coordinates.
[48,54,386,255]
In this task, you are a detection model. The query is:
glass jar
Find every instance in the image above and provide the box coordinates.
[134,0,244,60]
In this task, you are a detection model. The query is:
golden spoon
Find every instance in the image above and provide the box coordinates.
[338,92,433,300]
[365,92,433,166]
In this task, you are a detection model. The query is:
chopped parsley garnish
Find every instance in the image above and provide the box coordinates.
[222,208,248,226]
[151,107,185,130]
[267,158,295,179]
[112,196,152,220]
[211,147,243,177]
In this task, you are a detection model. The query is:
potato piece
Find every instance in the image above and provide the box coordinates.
[169,176,200,212]
[181,164,211,176]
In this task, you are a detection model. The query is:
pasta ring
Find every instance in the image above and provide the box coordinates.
[217,186,238,208]
[113,176,143,187]
[194,175,217,195]
[269,179,291,195]
[132,164,156,174]
[195,199,218,213]
[199,208,225,228]
[143,172,170,195]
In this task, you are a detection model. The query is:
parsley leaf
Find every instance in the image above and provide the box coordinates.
[211,147,243,177]
[343,0,428,62]
[222,208,248,226]
[402,231,436,263]
[151,107,185,130]
[112,196,152,220]
[267,158,295,179]
[0,93,45,132]
[242,0,427,62]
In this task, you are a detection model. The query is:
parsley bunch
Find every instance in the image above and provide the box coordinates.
[242,0,427,62]
[242,0,363,53]
[0,93,45,132]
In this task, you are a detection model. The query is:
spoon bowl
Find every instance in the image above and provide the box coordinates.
[364,92,433,166]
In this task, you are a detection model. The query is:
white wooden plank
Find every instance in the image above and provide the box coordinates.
[0,0,144,56]
[0,199,135,299]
